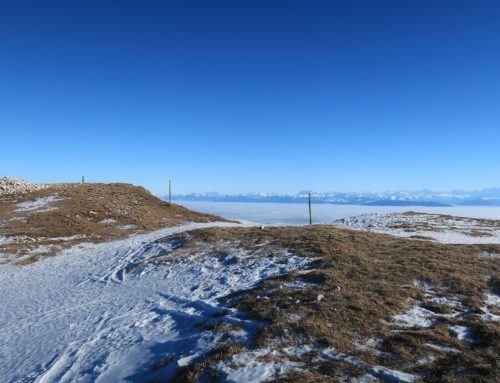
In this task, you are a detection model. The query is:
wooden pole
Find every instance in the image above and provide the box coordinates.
[168,180,172,206]
[308,192,312,225]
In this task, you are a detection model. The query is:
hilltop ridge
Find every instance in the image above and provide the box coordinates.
[0,180,225,264]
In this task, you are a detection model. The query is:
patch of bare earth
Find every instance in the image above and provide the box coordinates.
[0,183,226,265]
[157,226,499,382]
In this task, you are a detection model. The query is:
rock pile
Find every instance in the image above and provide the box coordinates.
[0,177,48,196]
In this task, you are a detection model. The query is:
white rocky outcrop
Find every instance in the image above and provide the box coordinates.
[0,177,48,196]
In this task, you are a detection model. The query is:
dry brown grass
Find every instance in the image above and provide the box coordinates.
[0,183,226,264]
[162,225,499,382]
[171,342,245,383]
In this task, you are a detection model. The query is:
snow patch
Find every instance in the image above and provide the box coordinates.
[0,235,30,246]
[351,374,379,383]
[335,213,500,244]
[371,366,416,383]
[424,343,460,353]
[413,279,437,292]
[428,295,463,308]
[282,344,315,357]
[480,252,500,259]
[320,347,416,383]
[479,308,500,321]
[117,224,136,231]
[393,305,437,328]
[485,292,500,307]
[448,325,474,341]
[99,219,117,225]
[480,291,500,321]
[416,354,436,366]
[285,313,303,323]
[29,245,58,255]
[15,195,62,212]
[47,235,88,242]
[215,348,302,383]
[280,279,319,289]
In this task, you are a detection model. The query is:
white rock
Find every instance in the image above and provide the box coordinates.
[0,177,48,196]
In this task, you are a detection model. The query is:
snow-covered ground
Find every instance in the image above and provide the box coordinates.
[2,204,499,382]
[334,212,500,244]
[0,221,311,383]
[15,195,62,213]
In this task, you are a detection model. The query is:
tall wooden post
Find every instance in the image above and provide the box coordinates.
[168,180,172,206]
[308,192,312,225]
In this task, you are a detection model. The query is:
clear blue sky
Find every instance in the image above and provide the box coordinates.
[1,1,499,194]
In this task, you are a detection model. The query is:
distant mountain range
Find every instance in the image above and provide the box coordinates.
[164,188,500,207]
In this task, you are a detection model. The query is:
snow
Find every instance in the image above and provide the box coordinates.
[448,325,474,341]
[352,338,391,359]
[15,195,62,213]
[0,235,85,248]
[479,309,500,321]
[29,245,58,255]
[283,344,315,357]
[285,313,303,322]
[0,221,311,383]
[3,201,499,381]
[215,348,301,383]
[428,296,463,308]
[181,201,500,244]
[99,219,117,225]
[351,375,378,383]
[389,282,466,330]
[393,306,437,328]
[335,213,500,244]
[480,291,500,321]
[424,343,460,353]
[168,202,491,273]
[412,280,463,309]
[416,354,436,366]
[0,235,29,245]
[117,224,137,231]
[353,338,381,351]
[485,292,500,307]
[483,252,500,260]
[320,348,416,383]
[371,366,416,383]
[413,279,437,292]
[280,280,319,289]
[48,235,88,242]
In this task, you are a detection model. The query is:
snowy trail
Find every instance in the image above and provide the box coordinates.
[0,222,309,383]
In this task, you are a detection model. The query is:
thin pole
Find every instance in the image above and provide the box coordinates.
[82,176,85,184]
[168,180,171,206]
[308,192,312,225]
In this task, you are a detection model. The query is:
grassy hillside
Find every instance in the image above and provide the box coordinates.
[159,225,500,382]
[0,183,225,264]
